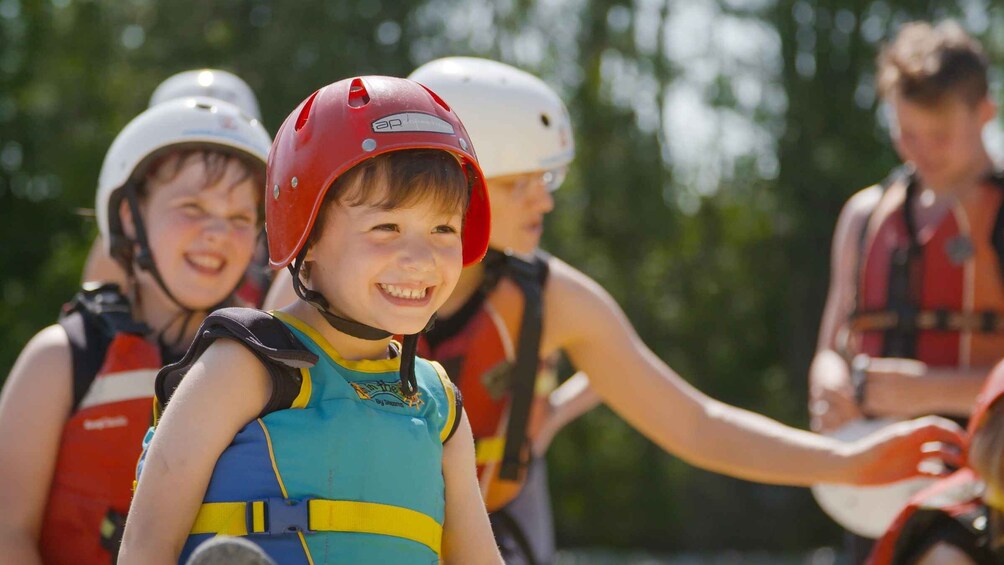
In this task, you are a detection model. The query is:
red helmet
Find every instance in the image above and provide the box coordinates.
[266,76,490,269]
[969,359,1004,436]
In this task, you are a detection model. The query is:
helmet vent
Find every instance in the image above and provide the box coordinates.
[295,90,319,131]
[540,113,551,127]
[195,101,215,111]
[418,84,451,112]
[348,78,370,108]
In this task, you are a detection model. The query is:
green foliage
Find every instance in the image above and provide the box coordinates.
[1,0,1000,553]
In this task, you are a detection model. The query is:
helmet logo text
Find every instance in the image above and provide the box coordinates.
[372,112,455,135]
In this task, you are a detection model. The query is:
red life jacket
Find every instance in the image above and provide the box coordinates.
[868,468,995,564]
[38,285,160,565]
[848,171,1004,367]
[418,251,557,511]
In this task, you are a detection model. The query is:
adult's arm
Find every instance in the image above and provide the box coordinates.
[545,256,962,487]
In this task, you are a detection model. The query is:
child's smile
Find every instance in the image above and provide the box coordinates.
[377,282,434,305]
[306,185,464,336]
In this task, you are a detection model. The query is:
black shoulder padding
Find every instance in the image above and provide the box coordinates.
[444,381,464,444]
[58,311,108,411]
[893,507,995,565]
[154,308,318,419]
[534,250,551,285]
[62,283,149,336]
[58,283,149,411]
[481,249,551,293]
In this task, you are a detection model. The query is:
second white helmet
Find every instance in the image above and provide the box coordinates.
[409,57,574,187]
[96,96,271,262]
[150,68,262,121]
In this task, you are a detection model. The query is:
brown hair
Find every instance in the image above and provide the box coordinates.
[140,149,265,209]
[112,149,265,269]
[970,402,1004,492]
[300,149,471,278]
[307,149,470,246]
[876,20,989,106]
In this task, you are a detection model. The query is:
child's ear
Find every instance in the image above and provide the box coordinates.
[302,238,319,263]
[118,198,137,239]
[298,243,318,282]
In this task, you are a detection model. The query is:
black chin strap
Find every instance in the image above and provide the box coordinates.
[124,189,238,352]
[288,248,393,341]
[398,334,420,398]
[288,247,433,397]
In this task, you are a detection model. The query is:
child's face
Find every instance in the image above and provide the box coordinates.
[134,155,260,309]
[486,171,555,255]
[307,185,464,336]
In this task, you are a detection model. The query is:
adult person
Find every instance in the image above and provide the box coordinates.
[809,21,1003,562]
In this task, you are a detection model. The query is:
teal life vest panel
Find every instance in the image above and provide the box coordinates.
[139,308,461,565]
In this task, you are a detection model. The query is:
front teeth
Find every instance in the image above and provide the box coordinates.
[379,284,428,300]
[188,254,223,270]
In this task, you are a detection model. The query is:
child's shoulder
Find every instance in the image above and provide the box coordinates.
[155,308,318,416]
[189,307,317,367]
[2,324,75,417]
[16,323,73,380]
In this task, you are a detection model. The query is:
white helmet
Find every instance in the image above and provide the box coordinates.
[409,57,574,188]
[149,69,262,121]
[97,96,271,261]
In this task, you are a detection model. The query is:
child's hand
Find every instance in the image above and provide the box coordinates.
[842,415,964,485]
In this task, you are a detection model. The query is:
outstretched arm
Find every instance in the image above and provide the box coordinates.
[441,410,503,564]
[548,258,962,487]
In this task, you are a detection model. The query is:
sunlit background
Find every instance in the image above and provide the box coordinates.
[1,0,1001,562]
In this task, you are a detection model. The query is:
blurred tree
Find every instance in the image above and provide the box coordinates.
[0,0,1001,556]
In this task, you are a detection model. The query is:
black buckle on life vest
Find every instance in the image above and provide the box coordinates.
[932,308,951,331]
[253,497,313,535]
[982,311,999,333]
[895,303,919,334]
[99,508,126,561]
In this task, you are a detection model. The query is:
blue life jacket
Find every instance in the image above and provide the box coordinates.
[138,308,462,565]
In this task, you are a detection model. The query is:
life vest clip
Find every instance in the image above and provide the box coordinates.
[252,497,313,535]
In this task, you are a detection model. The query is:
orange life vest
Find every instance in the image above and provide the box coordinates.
[868,468,995,564]
[418,251,557,511]
[38,286,160,565]
[848,172,1004,367]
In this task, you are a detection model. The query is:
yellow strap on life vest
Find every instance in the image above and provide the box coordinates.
[308,500,442,554]
[430,361,457,443]
[191,502,255,536]
[191,499,443,555]
[475,436,505,466]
